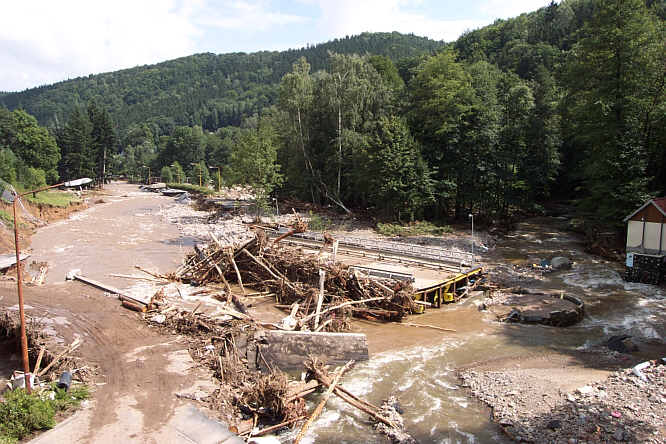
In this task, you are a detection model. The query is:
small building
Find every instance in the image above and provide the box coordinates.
[623,198,666,284]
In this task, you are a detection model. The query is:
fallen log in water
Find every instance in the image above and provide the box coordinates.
[294,360,353,444]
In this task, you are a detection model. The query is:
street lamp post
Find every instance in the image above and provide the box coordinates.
[468,213,474,265]
[169,164,182,183]
[209,166,221,192]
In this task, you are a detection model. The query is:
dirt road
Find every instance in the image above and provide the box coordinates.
[1,183,230,443]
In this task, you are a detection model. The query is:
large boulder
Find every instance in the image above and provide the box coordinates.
[550,256,572,270]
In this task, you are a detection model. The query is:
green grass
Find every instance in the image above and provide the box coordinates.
[376,220,453,237]
[0,209,12,227]
[307,211,333,231]
[24,191,80,208]
[0,384,89,443]
[166,183,214,195]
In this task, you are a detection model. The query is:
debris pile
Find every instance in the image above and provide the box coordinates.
[460,360,665,443]
[0,312,93,388]
[174,230,418,331]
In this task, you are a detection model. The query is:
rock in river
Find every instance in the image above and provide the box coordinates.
[551,256,572,270]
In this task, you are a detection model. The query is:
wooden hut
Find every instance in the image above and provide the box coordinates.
[623,198,666,284]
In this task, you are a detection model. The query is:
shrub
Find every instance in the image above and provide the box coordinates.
[376,220,452,237]
[0,384,89,443]
[307,211,332,231]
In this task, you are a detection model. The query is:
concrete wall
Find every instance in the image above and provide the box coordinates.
[627,220,665,253]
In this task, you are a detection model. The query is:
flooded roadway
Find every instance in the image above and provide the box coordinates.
[24,185,666,443]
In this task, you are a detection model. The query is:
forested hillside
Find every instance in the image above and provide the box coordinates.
[0,32,442,137]
[1,0,664,230]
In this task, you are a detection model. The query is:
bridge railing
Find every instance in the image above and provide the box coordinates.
[292,231,474,265]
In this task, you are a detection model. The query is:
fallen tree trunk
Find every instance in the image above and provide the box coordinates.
[294,361,353,444]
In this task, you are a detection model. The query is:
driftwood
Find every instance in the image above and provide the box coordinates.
[33,346,45,374]
[299,297,386,326]
[307,359,396,429]
[251,415,308,437]
[173,231,418,331]
[38,338,81,377]
[228,251,245,295]
[294,361,353,444]
[402,322,456,332]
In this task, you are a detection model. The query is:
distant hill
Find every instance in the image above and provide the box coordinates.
[0,32,443,136]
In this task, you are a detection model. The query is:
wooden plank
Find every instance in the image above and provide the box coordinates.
[72,273,149,305]
[0,253,30,270]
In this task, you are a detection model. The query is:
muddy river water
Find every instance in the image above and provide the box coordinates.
[28,184,665,443]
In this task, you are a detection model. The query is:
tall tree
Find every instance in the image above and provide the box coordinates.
[408,49,475,217]
[366,116,434,220]
[0,108,60,184]
[88,102,117,184]
[57,108,94,181]
[565,0,664,223]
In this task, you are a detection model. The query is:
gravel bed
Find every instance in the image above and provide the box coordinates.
[460,361,665,443]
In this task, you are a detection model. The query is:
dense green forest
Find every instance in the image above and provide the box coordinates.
[0,32,442,137]
[1,0,664,231]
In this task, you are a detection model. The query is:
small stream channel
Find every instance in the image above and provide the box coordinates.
[295,216,665,443]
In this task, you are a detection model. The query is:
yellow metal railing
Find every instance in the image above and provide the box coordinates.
[413,266,483,309]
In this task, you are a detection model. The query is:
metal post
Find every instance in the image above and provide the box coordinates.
[469,213,474,264]
[13,197,31,393]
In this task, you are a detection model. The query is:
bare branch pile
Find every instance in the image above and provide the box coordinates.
[174,230,418,330]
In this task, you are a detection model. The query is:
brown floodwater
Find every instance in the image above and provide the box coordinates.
[26,185,666,443]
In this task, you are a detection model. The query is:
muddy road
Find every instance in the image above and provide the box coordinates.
[1,183,217,443]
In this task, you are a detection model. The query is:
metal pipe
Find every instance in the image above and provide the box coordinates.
[641,217,646,251]
[18,182,64,197]
[13,198,31,393]
[659,214,664,254]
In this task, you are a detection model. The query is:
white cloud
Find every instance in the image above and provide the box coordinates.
[480,0,553,19]
[0,0,310,91]
[196,1,308,30]
[309,0,485,42]
[0,0,200,91]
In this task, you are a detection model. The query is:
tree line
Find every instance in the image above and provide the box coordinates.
[1,0,664,230]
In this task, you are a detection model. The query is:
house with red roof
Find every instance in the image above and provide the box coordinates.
[623,198,666,284]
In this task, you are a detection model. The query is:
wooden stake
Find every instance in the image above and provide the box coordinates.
[294,361,353,444]
[314,269,325,330]
[33,346,45,375]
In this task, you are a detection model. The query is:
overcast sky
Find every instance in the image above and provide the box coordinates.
[0,0,553,92]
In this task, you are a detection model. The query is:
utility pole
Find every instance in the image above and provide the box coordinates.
[101,146,106,189]
[8,181,77,393]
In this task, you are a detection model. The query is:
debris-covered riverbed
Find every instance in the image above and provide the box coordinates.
[2,184,664,443]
